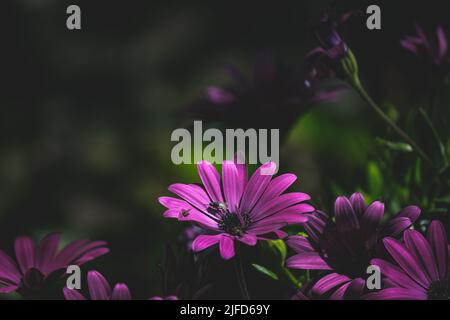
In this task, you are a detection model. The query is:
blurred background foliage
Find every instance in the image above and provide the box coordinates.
[1,0,449,299]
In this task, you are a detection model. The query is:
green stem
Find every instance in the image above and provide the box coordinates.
[234,255,250,300]
[418,108,448,167]
[351,80,435,168]
[282,267,301,289]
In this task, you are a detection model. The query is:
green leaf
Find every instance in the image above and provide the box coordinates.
[375,138,413,152]
[252,264,279,280]
[367,161,383,197]
[267,239,287,265]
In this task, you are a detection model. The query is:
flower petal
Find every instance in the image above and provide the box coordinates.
[436,26,448,60]
[197,161,224,203]
[286,236,315,253]
[0,250,20,283]
[191,234,221,252]
[14,237,36,274]
[219,235,235,260]
[404,229,439,282]
[240,162,276,214]
[168,183,210,213]
[238,234,257,246]
[349,192,366,216]
[286,253,332,270]
[37,233,61,273]
[88,271,112,300]
[364,288,427,300]
[311,273,351,296]
[335,196,360,233]
[427,220,448,280]
[329,281,352,300]
[370,258,424,291]
[63,287,86,300]
[205,86,234,104]
[251,174,297,214]
[361,201,384,232]
[252,193,311,220]
[381,217,414,238]
[383,237,430,288]
[222,160,244,212]
[111,283,132,300]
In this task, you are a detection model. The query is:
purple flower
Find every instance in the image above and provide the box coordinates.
[401,24,449,67]
[286,192,420,299]
[309,11,361,61]
[186,54,342,137]
[313,13,349,60]
[366,220,449,300]
[159,160,314,260]
[63,270,131,300]
[0,233,109,294]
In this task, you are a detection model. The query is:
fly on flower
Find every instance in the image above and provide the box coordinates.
[159,160,314,260]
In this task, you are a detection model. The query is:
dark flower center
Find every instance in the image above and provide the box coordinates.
[207,202,251,237]
[428,280,450,300]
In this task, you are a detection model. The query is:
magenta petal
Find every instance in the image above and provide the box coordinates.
[286,236,315,253]
[240,162,276,214]
[0,249,20,283]
[286,253,332,270]
[14,236,36,274]
[37,233,61,273]
[251,174,297,214]
[74,247,110,265]
[205,86,234,104]
[219,235,235,260]
[329,282,352,300]
[404,229,439,282]
[365,288,427,300]
[222,160,244,212]
[197,161,224,203]
[361,201,384,232]
[436,26,448,60]
[427,220,448,280]
[334,196,360,233]
[311,273,351,296]
[252,211,309,229]
[191,234,221,252]
[238,234,257,246]
[393,205,421,224]
[158,196,190,210]
[370,258,424,291]
[349,192,366,216]
[252,192,311,220]
[163,209,179,218]
[88,270,112,300]
[383,238,430,288]
[176,207,219,230]
[111,283,132,300]
[63,287,86,300]
[0,281,19,293]
[345,278,366,300]
[381,217,414,237]
[246,222,286,235]
[304,213,328,243]
[168,183,210,212]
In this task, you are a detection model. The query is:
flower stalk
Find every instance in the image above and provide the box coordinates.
[341,49,435,168]
[234,255,250,300]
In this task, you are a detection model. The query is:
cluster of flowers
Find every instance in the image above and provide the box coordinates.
[160,160,450,300]
[1,12,449,301]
